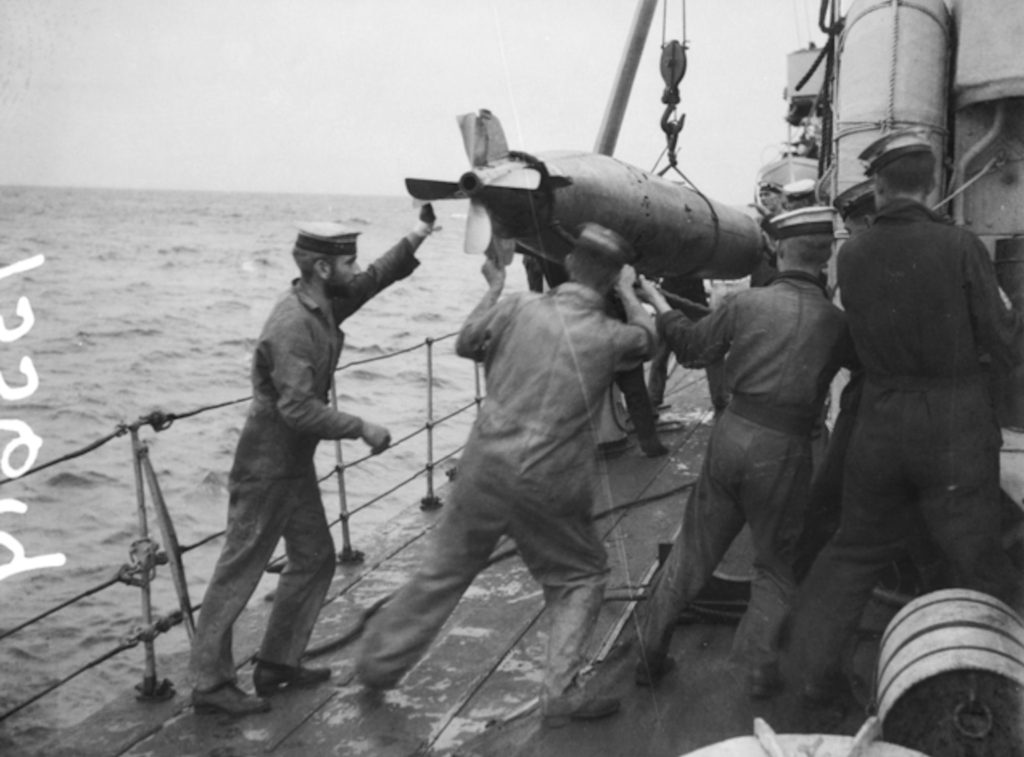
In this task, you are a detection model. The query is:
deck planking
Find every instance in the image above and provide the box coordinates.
[33,366,722,757]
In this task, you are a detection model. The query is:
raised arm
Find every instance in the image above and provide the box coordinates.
[455,257,508,360]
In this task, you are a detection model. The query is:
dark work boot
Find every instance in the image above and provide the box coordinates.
[192,682,270,716]
[640,438,669,457]
[542,687,621,728]
[635,653,676,687]
[253,659,331,697]
[749,661,783,699]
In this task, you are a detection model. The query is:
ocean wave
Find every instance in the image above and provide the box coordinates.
[157,245,201,255]
[2,186,490,748]
[45,470,118,489]
[199,469,229,492]
[79,326,163,339]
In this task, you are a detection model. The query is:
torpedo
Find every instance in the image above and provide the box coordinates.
[406,109,765,280]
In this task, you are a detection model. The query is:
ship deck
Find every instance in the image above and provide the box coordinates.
[35,366,885,757]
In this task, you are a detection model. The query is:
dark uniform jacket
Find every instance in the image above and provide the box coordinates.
[838,199,1022,383]
[658,271,854,434]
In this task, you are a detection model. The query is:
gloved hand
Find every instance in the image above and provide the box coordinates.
[360,421,392,455]
[413,203,436,237]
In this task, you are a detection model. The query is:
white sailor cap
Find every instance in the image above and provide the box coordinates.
[294,222,361,257]
[858,130,933,176]
[783,178,817,199]
[767,206,838,239]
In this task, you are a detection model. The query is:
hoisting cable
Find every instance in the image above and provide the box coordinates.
[818,0,843,35]
[798,0,843,94]
[653,0,688,177]
[649,5,727,268]
[657,38,687,175]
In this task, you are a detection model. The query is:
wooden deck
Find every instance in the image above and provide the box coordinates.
[31,366,886,757]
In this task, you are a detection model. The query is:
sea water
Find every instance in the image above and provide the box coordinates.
[0,185,518,753]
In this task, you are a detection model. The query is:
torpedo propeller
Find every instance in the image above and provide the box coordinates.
[405,109,542,265]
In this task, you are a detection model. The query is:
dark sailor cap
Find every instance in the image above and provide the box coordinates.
[767,206,838,239]
[294,222,361,257]
[858,130,933,176]
[573,222,634,266]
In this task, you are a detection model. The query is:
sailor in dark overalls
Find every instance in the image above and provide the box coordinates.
[633,207,855,698]
[190,209,435,716]
[790,131,1024,714]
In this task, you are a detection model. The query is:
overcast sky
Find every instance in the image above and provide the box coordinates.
[0,0,827,205]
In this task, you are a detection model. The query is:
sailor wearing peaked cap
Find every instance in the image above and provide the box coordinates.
[572,222,635,268]
[858,129,933,176]
[788,124,1024,711]
[631,197,853,695]
[294,222,362,257]
[188,203,435,717]
[767,205,838,240]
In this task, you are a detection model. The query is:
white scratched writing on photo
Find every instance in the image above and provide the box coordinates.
[0,253,66,582]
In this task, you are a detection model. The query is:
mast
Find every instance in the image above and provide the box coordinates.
[593,0,659,157]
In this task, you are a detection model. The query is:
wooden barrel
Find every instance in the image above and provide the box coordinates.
[875,589,1024,756]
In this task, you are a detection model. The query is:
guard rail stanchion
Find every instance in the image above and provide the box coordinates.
[420,337,442,511]
[139,450,196,640]
[128,429,174,701]
[330,378,363,564]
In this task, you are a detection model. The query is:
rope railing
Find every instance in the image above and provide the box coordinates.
[335,330,458,372]
[0,609,187,720]
[0,330,480,723]
[0,427,128,487]
[1,335,462,487]
[318,397,478,482]
[0,570,124,643]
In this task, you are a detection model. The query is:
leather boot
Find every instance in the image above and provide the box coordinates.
[253,659,331,696]
[634,653,676,687]
[542,686,621,728]
[748,661,782,699]
[191,682,270,716]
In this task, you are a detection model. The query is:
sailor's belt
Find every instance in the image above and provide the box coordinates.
[868,372,986,391]
[728,395,819,436]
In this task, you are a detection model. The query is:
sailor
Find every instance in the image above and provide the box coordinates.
[789,130,1024,720]
[355,223,657,726]
[189,205,436,716]
[756,179,786,219]
[633,206,854,698]
[537,257,667,456]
